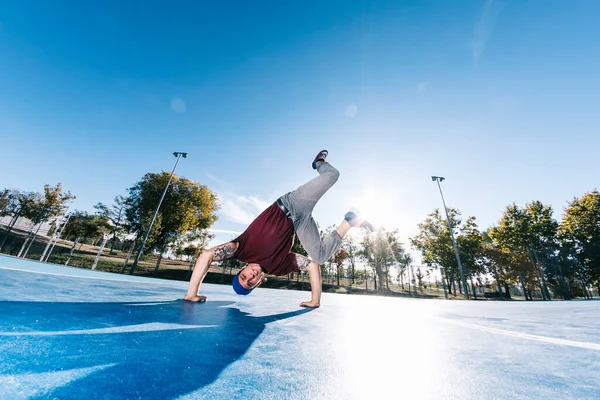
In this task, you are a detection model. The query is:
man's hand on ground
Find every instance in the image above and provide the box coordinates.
[300,301,320,308]
[184,294,207,303]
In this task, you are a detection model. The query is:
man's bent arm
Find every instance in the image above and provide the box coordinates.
[185,242,238,301]
[300,261,322,308]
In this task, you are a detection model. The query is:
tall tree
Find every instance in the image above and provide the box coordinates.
[411,208,462,295]
[291,233,308,257]
[319,225,337,284]
[17,184,75,258]
[63,211,112,244]
[0,189,13,215]
[124,172,219,256]
[40,183,76,221]
[342,235,359,285]
[361,228,407,291]
[289,234,308,282]
[480,231,510,297]
[0,190,24,236]
[94,195,128,254]
[14,191,43,222]
[332,248,349,286]
[359,234,375,289]
[173,229,214,258]
[488,201,558,299]
[396,253,412,290]
[0,191,38,252]
[457,216,486,282]
[415,268,424,293]
[560,190,600,292]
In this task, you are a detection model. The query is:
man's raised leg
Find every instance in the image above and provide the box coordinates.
[279,152,339,260]
[280,161,340,216]
[280,151,371,264]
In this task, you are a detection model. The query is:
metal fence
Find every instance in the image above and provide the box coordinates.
[1,224,597,300]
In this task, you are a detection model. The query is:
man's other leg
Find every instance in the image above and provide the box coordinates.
[293,214,356,264]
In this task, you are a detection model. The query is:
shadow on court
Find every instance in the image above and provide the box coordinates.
[0,300,312,399]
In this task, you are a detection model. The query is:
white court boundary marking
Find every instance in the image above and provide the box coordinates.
[440,318,600,351]
[0,266,186,288]
[0,322,218,336]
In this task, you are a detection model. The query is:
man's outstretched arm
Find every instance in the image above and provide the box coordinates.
[184,242,238,302]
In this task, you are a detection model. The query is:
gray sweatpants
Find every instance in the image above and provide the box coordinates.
[279,162,342,264]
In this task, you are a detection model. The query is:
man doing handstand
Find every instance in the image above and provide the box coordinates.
[184,150,372,308]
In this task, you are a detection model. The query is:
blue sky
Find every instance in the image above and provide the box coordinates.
[1,1,599,260]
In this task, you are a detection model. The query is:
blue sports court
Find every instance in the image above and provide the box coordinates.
[1,254,599,399]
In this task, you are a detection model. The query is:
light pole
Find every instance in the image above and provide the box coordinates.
[40,207,70,262]
[431,176,469,299]
[130,152,187,274]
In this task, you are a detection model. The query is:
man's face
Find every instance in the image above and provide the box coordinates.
[238,264,263,290]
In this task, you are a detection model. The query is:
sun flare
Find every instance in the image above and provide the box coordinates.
[351,186,397,231]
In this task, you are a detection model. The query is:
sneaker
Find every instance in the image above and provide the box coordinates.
[344,208,374,232]
[312,150,329,170]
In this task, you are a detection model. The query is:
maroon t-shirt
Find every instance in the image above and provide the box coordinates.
[232,202,299,276]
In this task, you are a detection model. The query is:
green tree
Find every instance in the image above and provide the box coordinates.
[488,201,558,299]
[559,190,600,292]
[457,216,486,297]
[489,202,558,251]
[0,190,26,231]
[332,248,349,286]
[359,234,375,289]
[415,267,424,293]
[172,229,214,264]
[291,234,308,256]
[19,183,75,227]
[319,225,337,284]
[396,253,412,290]
[177,244,200,261]
[0,191,38,252]
[0,189,13,215]
[124,172,219,255]
[94,195,128,254]
[14,191,43,221]
[361,228,407,291]
[61,211,111,266]
[22,183,76,255]
[40,183,75,220]
[457,217,485,275]
[480,231,511,297]
[411,208,462,295]
[411,208,485,297]
[63,211,112,244]
[342,235,360,285]
[289,234,308,282]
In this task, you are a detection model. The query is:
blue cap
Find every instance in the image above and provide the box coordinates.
[232,273,253,295]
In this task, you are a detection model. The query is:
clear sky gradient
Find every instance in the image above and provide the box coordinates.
[1,1,599,259]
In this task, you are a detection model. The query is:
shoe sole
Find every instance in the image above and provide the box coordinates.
[312,150,329,169]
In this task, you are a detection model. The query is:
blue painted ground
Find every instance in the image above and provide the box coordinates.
[1,254,599,399]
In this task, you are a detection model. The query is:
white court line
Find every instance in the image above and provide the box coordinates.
[0,265,186,289]
[0,322,217,336]
[440,318,600,351]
